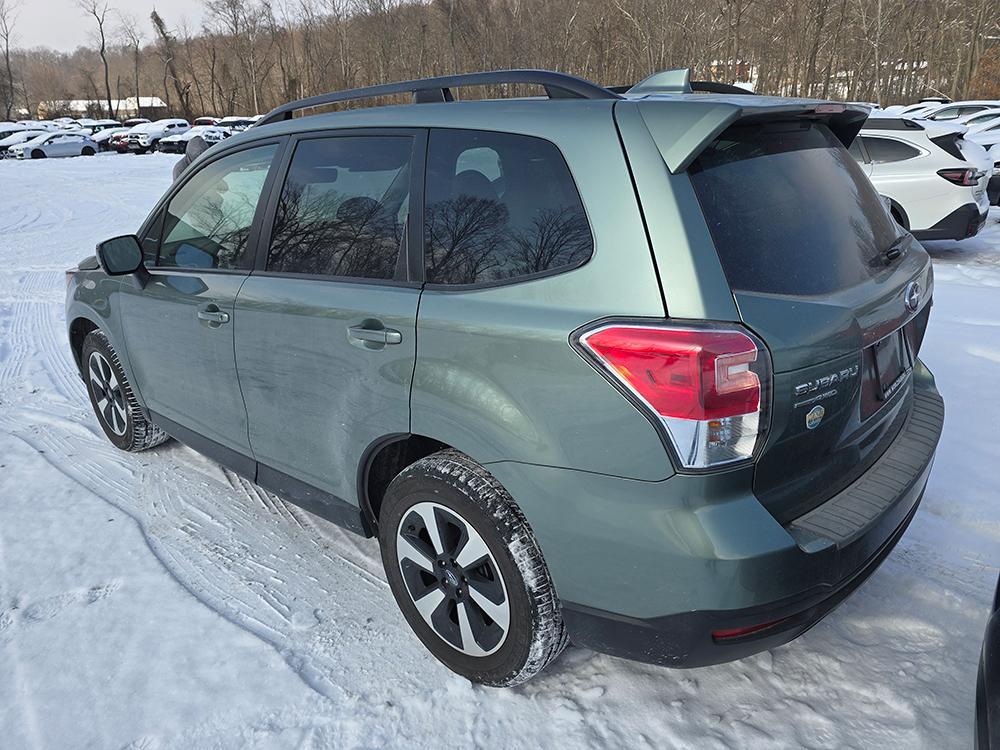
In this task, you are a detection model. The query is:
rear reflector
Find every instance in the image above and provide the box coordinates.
[712,616,791,641]
[576,324,771,469]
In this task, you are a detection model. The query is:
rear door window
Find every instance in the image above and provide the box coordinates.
[423,129,593,285]
[265,136,412,280]
[862,136,921,164]
[689,122,900,296]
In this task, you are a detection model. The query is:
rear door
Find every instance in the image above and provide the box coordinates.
[234,130,424,504]
[119,141,282,467]
[687,121,933,522]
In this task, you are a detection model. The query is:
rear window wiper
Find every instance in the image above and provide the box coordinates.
[883,235,910,264]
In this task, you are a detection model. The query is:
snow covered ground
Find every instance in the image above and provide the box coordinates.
[0,153,997,749]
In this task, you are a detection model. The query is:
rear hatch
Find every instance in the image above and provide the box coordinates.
[686,119,933,522]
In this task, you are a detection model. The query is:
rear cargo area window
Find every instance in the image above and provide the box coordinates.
[424,129,592,285]
[689,122,900,296]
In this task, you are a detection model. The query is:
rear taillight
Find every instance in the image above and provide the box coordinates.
[576,323,771,470]
[937,168,978,186]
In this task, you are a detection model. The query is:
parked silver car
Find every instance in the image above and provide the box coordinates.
[9,131,99,159]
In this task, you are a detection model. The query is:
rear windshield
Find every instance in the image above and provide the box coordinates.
[689,122,899,295]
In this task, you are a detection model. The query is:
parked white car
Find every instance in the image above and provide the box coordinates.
[125,118,190,154]
[920,100,1000,122]
[91,126,130,151]
[9,131,99,159]
[0,129,47,157]
[156,125,229,153]
[851,117,991,240]
[216,116,256,132]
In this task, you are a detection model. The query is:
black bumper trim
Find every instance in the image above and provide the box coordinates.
[912,202,987,241]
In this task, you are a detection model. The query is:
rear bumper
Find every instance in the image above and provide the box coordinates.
[553,363,943,667]
[912,202,987,241]
[988,176,1000,207]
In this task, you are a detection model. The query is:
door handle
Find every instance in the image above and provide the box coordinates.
[197,305,230,325]
[348,324,402,346]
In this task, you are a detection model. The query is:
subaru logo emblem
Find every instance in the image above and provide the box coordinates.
[904,281,921,313]
[805,405,825,430]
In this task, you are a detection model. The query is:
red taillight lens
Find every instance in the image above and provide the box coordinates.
[937,168,978,186]
[581,327,760,420]
[578,324,771,469]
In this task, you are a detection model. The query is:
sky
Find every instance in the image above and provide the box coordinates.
[14,0,207,52]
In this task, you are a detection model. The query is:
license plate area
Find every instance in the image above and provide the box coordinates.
[861,328,913,420]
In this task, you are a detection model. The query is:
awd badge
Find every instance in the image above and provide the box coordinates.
[805,405,825,430]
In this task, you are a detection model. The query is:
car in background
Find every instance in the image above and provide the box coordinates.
[89,119,123,134]
[122,117,150,128]
[969,121,1000,149]
[987,145,1000,206]
[126,118,190,154]
[921,100,1000,122]
[852,117,990,239]
[64,117,100,131]
[192,116,219,127]
[15,120,61,131]
[978,574,999,750]
[216,116,256,132]
[0,122,29,141]
[0,129,47,157]
[91,127,130,152]
[958,108,1000,132]
[9,131,99,159]
[156,124,229,153]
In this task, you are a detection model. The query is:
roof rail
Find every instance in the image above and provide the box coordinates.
[255,69,621,127]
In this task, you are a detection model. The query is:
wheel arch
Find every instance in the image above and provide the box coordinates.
[68,315,101,375]
[887,197,910,230]
[358,433,454,534]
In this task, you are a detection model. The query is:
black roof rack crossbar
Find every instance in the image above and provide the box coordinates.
[256,69,621,126]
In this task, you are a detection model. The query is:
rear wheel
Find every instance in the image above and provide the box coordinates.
[379,450,567,687]
[82,330,169,452]
[81,146,95,156]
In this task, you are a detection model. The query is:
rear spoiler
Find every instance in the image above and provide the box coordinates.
[634,98,871,173]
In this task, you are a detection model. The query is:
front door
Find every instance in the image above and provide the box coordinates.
[235,132,423,504]
[120,142,282,464]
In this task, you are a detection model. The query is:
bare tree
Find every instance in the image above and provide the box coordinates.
[118,11,143,118]
[78,0,114,118]
[0,0,17,119]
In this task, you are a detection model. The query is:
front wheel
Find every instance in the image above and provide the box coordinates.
[31,149,45,159]
[81,330,169,452]
[379,450,567,687]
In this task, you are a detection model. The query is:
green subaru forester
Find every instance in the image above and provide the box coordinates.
[66,69,944,687]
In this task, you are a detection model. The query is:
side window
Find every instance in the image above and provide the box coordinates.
[862,137,920,164]
[266,136,412,280]
[848,138,866,163]
[424,129,593,285]
[159,144,277,270]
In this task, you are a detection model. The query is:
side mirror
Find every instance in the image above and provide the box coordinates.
[96,234,143,276]
[96,234,150,288]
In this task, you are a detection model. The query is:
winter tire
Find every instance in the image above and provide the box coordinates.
[31,149,45,159]
[379,449,567,687]
[82,329,169,452]
[81,147,95,156]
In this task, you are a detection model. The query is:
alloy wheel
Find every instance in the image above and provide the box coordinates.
[88,351,128,436]
[395,501,510,657]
